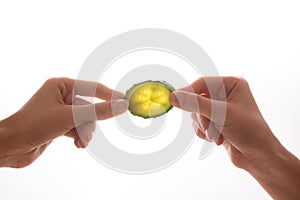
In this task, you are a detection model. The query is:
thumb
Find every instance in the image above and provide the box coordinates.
[71,99,129,126]
[169,91,214,120]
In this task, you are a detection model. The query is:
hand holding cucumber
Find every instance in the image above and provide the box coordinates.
[168,76,300,200]
[0,77,128,168]
[0,76,299,199]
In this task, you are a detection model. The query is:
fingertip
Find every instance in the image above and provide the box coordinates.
[112,99,129,116]
[215,135,224,146]
[79,139,86,148]
[192,122,207,140]
[94,99,129,121]
[196,130,206,140]
[169,91,185,108]
[80,140,87,148]
[111,91,125,100]
[74,138,81,148]
[169,92,179,107]
[171,91,204,114]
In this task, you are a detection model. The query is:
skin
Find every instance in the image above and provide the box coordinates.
[169,76,300,200]
[0,76,299,199]
[0,77,128,168]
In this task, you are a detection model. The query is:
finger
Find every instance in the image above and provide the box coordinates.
[56,99,128,134]
[73,79,124,100]
[191,113,213,142]
[215,135,224,146]
[178,77,224,99]
[64,122,96,148]
[191,113,199,126]
[169,91,210,118]
[74,138,85,148]
[199,115,210,131]
[205,123,222,142]
[94,99,129,120]
[192,122,208,141]
[65,96,94,146]
[191,114,223,145]
[170,91,226,122]
[64,128,82,148]
[55,78,124,101]
[191,113,211,132]
[72,99,129,126]
[73,96,92,105]
[178,76,247,101]
[76,122,96,147]
[64,128,78,138]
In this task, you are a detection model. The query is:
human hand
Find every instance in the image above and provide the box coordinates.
[0,78,128,168]
[169,76,300,199]
[170,76,277,169]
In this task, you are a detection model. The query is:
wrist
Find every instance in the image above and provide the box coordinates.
[247,140,300,199]
[0,118,19,167]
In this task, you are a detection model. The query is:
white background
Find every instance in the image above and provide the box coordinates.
[0,0,299,199]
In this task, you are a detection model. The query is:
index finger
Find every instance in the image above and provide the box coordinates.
[60,78,124,100]
[178,76,250,102]
[169,91,226,123]
[74,79,124,100]
[178,76,226,101]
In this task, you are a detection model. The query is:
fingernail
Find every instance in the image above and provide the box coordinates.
[112,91,125,100]
[169,92,184,107]
[112,100,129,114]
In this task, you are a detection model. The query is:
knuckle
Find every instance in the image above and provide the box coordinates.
[225,76,250,90]
[45,77,58,84]
[45,77,62,87]
[234,76,249,86]
[45,77,71,85]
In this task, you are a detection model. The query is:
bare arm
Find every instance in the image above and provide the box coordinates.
[169,76,300,199]
[0,77,128,168]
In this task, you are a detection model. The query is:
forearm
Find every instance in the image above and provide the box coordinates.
[0,124,10,167]
[247,143,300,200]
[0,119,18,168]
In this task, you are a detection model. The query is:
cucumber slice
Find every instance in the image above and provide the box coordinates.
[125,81,175,118]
